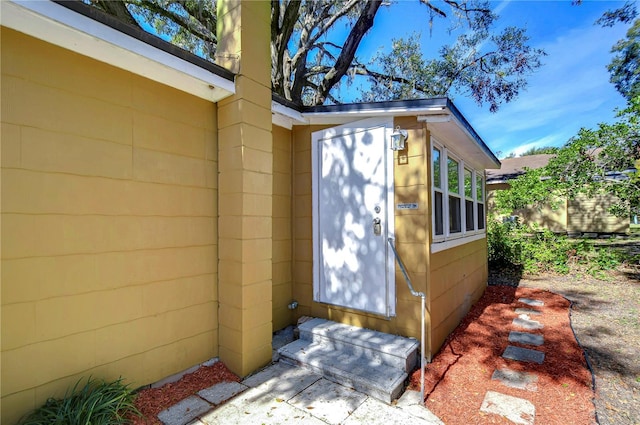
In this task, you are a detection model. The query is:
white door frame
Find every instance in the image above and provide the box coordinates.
[311,117,396,317]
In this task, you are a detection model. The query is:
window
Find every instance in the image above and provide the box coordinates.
[433,147,444,236]
[448,157,461,233]
[431,139,486,243]
[464,168,474,231]
[476,174,485,230]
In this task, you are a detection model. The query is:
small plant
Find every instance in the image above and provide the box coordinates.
[19,377,139,425]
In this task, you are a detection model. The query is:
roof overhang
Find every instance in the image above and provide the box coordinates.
[1,0,235,103]
[272,97,500,170]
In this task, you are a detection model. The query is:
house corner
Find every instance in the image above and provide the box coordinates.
[216,0,274,377]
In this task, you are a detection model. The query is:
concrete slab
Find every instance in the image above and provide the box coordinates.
[480,391,535,425]
[513,317,544,330]
[197,381,248,405]
[492,367,539,391]
[518,298,544,307]
[509,331,544,346]
[396,390,445,424]
[515,308,542,316]
[503,345,545,364]
[343,397,440,425]
[242,362,321,397]
[158,395,212,425]
[289,378,367,424]
[198,389,325,425]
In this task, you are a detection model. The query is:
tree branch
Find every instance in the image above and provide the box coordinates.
[93,0,140,27]
[313,0,383,105]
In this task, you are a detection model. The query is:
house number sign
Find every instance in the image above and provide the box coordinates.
[396,203,419,210]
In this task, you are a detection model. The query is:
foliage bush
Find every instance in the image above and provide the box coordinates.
[487,218,622,276]
[19,377,139,425]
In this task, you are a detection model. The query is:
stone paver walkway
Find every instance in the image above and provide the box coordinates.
[480,297,548,425]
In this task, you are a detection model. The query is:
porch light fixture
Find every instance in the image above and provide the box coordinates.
[390,126,408,151]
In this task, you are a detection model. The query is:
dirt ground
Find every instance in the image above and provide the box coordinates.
[488,244,640,425]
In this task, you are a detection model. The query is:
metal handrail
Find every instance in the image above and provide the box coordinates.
[387,238,426,403]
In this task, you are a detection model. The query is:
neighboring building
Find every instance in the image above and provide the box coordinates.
[0,1,499,422]
[486,154,629,235]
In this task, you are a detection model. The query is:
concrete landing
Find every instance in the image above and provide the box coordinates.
[279,318,419,403]
[173,362,445,425]
[279,338,408,403]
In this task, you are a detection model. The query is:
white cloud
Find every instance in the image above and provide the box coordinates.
[459,11,628,155]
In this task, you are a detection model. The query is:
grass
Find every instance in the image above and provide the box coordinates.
[18,377,139,425]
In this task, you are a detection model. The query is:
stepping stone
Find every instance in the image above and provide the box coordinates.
[158,395,212,425]
[515,308,541,316]
[513,317,544,330]
[519,298,544,307]
[492,367,538,391]
[480,391,535,425]
[198,381,248,405]
[502,345,545,364]
[509,331,544,346]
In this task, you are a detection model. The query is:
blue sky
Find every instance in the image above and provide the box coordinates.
[349,0,632,158]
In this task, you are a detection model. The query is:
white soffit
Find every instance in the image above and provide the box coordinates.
[302,105,447,125]
[418,113,498,170]
[272,101,306,129]
[1,0,235,102]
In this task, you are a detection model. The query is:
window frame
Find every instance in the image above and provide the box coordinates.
[431,138,486,250]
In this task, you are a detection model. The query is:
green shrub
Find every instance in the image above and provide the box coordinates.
[487,219,621,275]
[19,377,139,425]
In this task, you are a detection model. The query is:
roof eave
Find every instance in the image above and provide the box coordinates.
[272,98,500,170]
[2,0,235,103]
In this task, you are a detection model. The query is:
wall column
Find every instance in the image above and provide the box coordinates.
[216,0,273,376]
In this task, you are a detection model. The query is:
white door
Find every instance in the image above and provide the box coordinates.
[311,117,396,317]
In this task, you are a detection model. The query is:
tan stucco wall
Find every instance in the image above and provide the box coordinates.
[428,239,487,357]
[291,118,428,343]
[272,125,293,331]
[1,28,218,423]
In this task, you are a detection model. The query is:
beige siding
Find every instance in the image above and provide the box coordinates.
[1,29,218,423]
[568,193,629,234]
[272,125,293,331]
[429,239,487,357]
[487,183,568,232]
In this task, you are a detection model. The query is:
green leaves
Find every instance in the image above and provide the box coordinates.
[497,97,640,218]
[19,377,139,425]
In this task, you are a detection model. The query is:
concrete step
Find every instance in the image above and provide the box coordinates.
[297,318,419,372]
[278,339,408,403]
[278,318,419,404]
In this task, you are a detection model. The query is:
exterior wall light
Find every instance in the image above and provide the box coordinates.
[390,126,408,151]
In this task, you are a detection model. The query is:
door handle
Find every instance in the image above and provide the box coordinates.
[373,217,382,236]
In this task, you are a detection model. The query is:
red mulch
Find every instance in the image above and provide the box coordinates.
[131,361,240,425]
[409,286,596,424]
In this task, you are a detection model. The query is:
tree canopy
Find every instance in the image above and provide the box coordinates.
[495,97,640,218]
[86,0,544,110]
[597,1,640,101]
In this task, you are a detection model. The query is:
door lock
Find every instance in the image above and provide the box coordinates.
[373,217,382,236]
